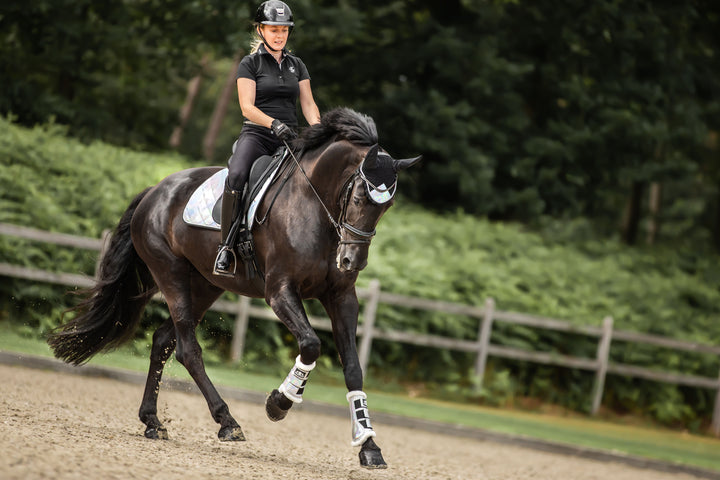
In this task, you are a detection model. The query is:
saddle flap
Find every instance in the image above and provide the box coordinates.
[245,146,288,229]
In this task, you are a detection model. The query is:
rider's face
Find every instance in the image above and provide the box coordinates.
[259,25,289,50]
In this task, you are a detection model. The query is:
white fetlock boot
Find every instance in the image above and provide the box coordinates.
[346,390,377,447]
[278,355,316,403]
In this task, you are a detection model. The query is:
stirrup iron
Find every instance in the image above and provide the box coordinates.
[213,246,237,277]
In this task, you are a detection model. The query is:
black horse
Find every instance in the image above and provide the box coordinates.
[48,108,421,469]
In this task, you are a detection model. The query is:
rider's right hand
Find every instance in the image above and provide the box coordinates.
[271,119,297,142]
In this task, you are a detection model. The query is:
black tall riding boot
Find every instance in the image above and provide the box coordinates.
[213,180,243,276]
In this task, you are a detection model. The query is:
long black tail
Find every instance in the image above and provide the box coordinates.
[48,187,157,365]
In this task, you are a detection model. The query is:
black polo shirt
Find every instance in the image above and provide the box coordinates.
[236,44,310,128]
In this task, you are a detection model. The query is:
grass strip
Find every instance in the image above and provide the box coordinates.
[1,323,718,472]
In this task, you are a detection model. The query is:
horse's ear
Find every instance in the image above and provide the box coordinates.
[393,155,422,172]
[363,144,379,169]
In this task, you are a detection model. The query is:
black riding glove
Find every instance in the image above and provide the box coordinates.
[271,119,297,141]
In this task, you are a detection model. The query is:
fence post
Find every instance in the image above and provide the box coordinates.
[713,367,720,437]
[591,316,614,415]
[358,279,380,376]
[474,297,495,390]
[230,296,251,362]
[94,229,112,279]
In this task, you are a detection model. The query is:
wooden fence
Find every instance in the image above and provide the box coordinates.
[1,222,719,436]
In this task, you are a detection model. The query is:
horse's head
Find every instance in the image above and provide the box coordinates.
[336,144,421,272]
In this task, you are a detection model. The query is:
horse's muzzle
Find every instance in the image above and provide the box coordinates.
[336,246,368,273]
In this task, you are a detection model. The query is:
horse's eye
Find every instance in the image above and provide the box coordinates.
[353,196,361,206]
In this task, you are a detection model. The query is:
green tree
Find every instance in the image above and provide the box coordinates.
[292,0,532,213]
[3,0,720,248]
[293,0,720,247]
[498,1,719,242]
[0,0,251,148]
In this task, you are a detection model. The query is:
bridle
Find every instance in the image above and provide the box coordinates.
[336,172,377,245]
[285,141,382,246]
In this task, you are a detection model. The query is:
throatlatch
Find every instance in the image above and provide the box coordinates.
[346,390,376,446]
[278,355,316,403]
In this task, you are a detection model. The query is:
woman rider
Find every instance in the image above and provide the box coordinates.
[215,0,321,276]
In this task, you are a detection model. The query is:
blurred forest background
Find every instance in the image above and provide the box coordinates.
[2,0,720,432]
[3,0,720,244]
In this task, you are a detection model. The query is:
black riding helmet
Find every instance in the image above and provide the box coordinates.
[255,1,294,28]
[254,1,294,52]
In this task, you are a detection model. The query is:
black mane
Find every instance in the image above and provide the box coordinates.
[295,108,378,152]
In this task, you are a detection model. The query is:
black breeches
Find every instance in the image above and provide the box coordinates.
[227,126,283,191]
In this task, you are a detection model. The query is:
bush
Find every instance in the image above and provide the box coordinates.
[2,118,720,431]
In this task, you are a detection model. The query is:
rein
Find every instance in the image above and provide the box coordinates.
[284,140,376,245]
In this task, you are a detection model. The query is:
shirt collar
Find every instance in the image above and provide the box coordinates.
[258,43,288,58]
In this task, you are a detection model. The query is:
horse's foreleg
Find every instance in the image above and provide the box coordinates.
[139,318,176,439]
[321,292,387,469]
[265,284,321,421]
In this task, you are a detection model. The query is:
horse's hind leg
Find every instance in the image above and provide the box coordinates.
[172,304,245,441]
[136,239,242,441]
[139,317,176,439]
[163,273,245,442]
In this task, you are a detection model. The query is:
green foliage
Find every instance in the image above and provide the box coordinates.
[3,115,720,430]
[0,117,191,336]
[0,117,187,234]
[360,204,720,430]
[478,369,517,408]
[286,1,720,240]
[3,0,720,435]
[0,0,252,147]
[3,1,720,248]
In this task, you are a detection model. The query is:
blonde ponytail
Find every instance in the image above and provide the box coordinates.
[250,38,263,54]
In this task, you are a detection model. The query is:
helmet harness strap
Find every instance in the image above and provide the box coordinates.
[257,26,285,53]
[255,25,292,52]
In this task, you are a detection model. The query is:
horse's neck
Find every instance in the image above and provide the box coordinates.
[276,141,359,227]
[305,141,359,194]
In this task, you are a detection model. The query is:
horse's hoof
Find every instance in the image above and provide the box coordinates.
[144,425,169,440]
[265,389,293,422]
[359,439,387,469]
[218,425,246,442]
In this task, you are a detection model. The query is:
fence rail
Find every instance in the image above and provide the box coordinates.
[1,222,719,436]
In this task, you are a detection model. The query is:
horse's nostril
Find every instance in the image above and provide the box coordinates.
[342,257,352,269]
